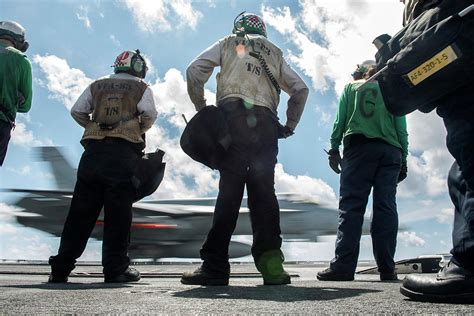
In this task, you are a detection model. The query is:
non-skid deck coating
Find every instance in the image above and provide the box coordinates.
[0,263,472,314]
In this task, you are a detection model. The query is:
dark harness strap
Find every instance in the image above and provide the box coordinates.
[246,36,282,95]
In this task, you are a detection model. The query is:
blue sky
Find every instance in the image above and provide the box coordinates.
[0,0,456,262]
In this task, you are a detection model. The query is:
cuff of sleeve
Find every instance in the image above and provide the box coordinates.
[330,141,340,151]
[285,119,298,131]
[195,101,206,111]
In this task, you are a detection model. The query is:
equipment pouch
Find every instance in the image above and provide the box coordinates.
[132,149,166,201]
[180,105,231,170]
[375,3,474,116]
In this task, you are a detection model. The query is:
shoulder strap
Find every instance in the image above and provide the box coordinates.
[246,36,281,95]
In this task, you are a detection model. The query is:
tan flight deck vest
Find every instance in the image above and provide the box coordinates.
[217,34,283,113]
[81,78,147,146]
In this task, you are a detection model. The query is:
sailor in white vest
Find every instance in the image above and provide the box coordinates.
[181,12,308,286]
[48,50,157,283]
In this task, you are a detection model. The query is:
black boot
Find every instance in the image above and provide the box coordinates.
[317,267,354,281]
[104,267,141,283]
[48,274,69,283]
[380,271,398,281]
[400,260,474,303]
[48,255,72,283]
[181,265,229,286]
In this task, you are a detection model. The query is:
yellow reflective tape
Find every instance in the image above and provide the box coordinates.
[406,45,459,86]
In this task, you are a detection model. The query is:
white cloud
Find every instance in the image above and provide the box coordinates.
[396,111,453,197]
[0,222,17,234]
[110,34,121,46]
[436,208,454,224]
[76,5,92,29]
[142,124,220,199]
[399,202,454,225]
[398,231,426,247]
[6,165,32,176]
[0,203,23,222]
[10,121,54,147]
[406,111,447,152]
[206,0,217,8]
[5,234,56,260]
[314,103,332,126]
[275,164,337,205]
[397,150,452,198]
[121,0,202,33]
[261,0,404,94]
[170,0,202,29]
[150,68,215,129]
[33,54,92,110]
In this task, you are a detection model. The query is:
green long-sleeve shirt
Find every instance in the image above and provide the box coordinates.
[0,43,32,123]
[330,80,409,163]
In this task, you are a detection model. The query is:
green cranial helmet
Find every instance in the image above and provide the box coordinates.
[232,12,267,38]
[112,49,148,79]
[0,21,29,52]
[352,60,375,79]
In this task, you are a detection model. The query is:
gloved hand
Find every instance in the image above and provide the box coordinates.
[327,149,342,174]
[17,92,25,105]
[398,162,408,183]
[278,124,294,139]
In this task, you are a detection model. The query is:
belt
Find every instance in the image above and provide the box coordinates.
[85,137,143,155]
[0,105,15,127]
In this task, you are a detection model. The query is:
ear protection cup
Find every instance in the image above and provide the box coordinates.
[19,40,29,52]
[132,56,144,73]
[131,50,147,78]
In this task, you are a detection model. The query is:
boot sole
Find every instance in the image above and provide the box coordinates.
[400,285,474,303]
[47,279,68,284]
[317,275,354,281]
[263,278,291,285]
[180,278,229,286]
[104,277,141,283]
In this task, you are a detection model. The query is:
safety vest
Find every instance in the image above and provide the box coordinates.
[216,34,283,113]
[81,77,147,145]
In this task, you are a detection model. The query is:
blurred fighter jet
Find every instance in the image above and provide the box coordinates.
[3,147,370,259]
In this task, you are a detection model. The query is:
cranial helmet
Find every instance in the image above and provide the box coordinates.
[351,60,376,79]
[232,12,267,38]
[0,21,29,52]
[112,49,148,79]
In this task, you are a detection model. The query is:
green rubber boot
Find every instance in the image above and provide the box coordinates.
[255,249,291,285]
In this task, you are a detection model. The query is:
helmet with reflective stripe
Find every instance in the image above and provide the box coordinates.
[232,12,267,38]
[0,21,29,52]
[112,49,148,79]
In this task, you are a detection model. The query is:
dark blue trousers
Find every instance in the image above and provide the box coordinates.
[200,100,281,275]
[0,121,12,166]
[49,139,140,277]
[330,138,402,274]
[443,116,474,271]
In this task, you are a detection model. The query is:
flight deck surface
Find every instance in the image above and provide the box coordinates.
[0,262,472,314]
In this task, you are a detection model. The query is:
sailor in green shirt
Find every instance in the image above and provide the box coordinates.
[0,20,32,166]
[317,65,408,282]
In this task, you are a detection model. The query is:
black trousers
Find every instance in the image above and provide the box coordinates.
[49,139,140,277]
[200,100,282,275]
[0,121,12,166]
[330,137,402,274]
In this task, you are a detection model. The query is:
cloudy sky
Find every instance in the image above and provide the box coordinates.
[0,0,455,263]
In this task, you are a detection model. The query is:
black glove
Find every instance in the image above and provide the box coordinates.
[278,124,294,139]
[17,92,25,105]
[398,162,408,183]
[327,149,342,174]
